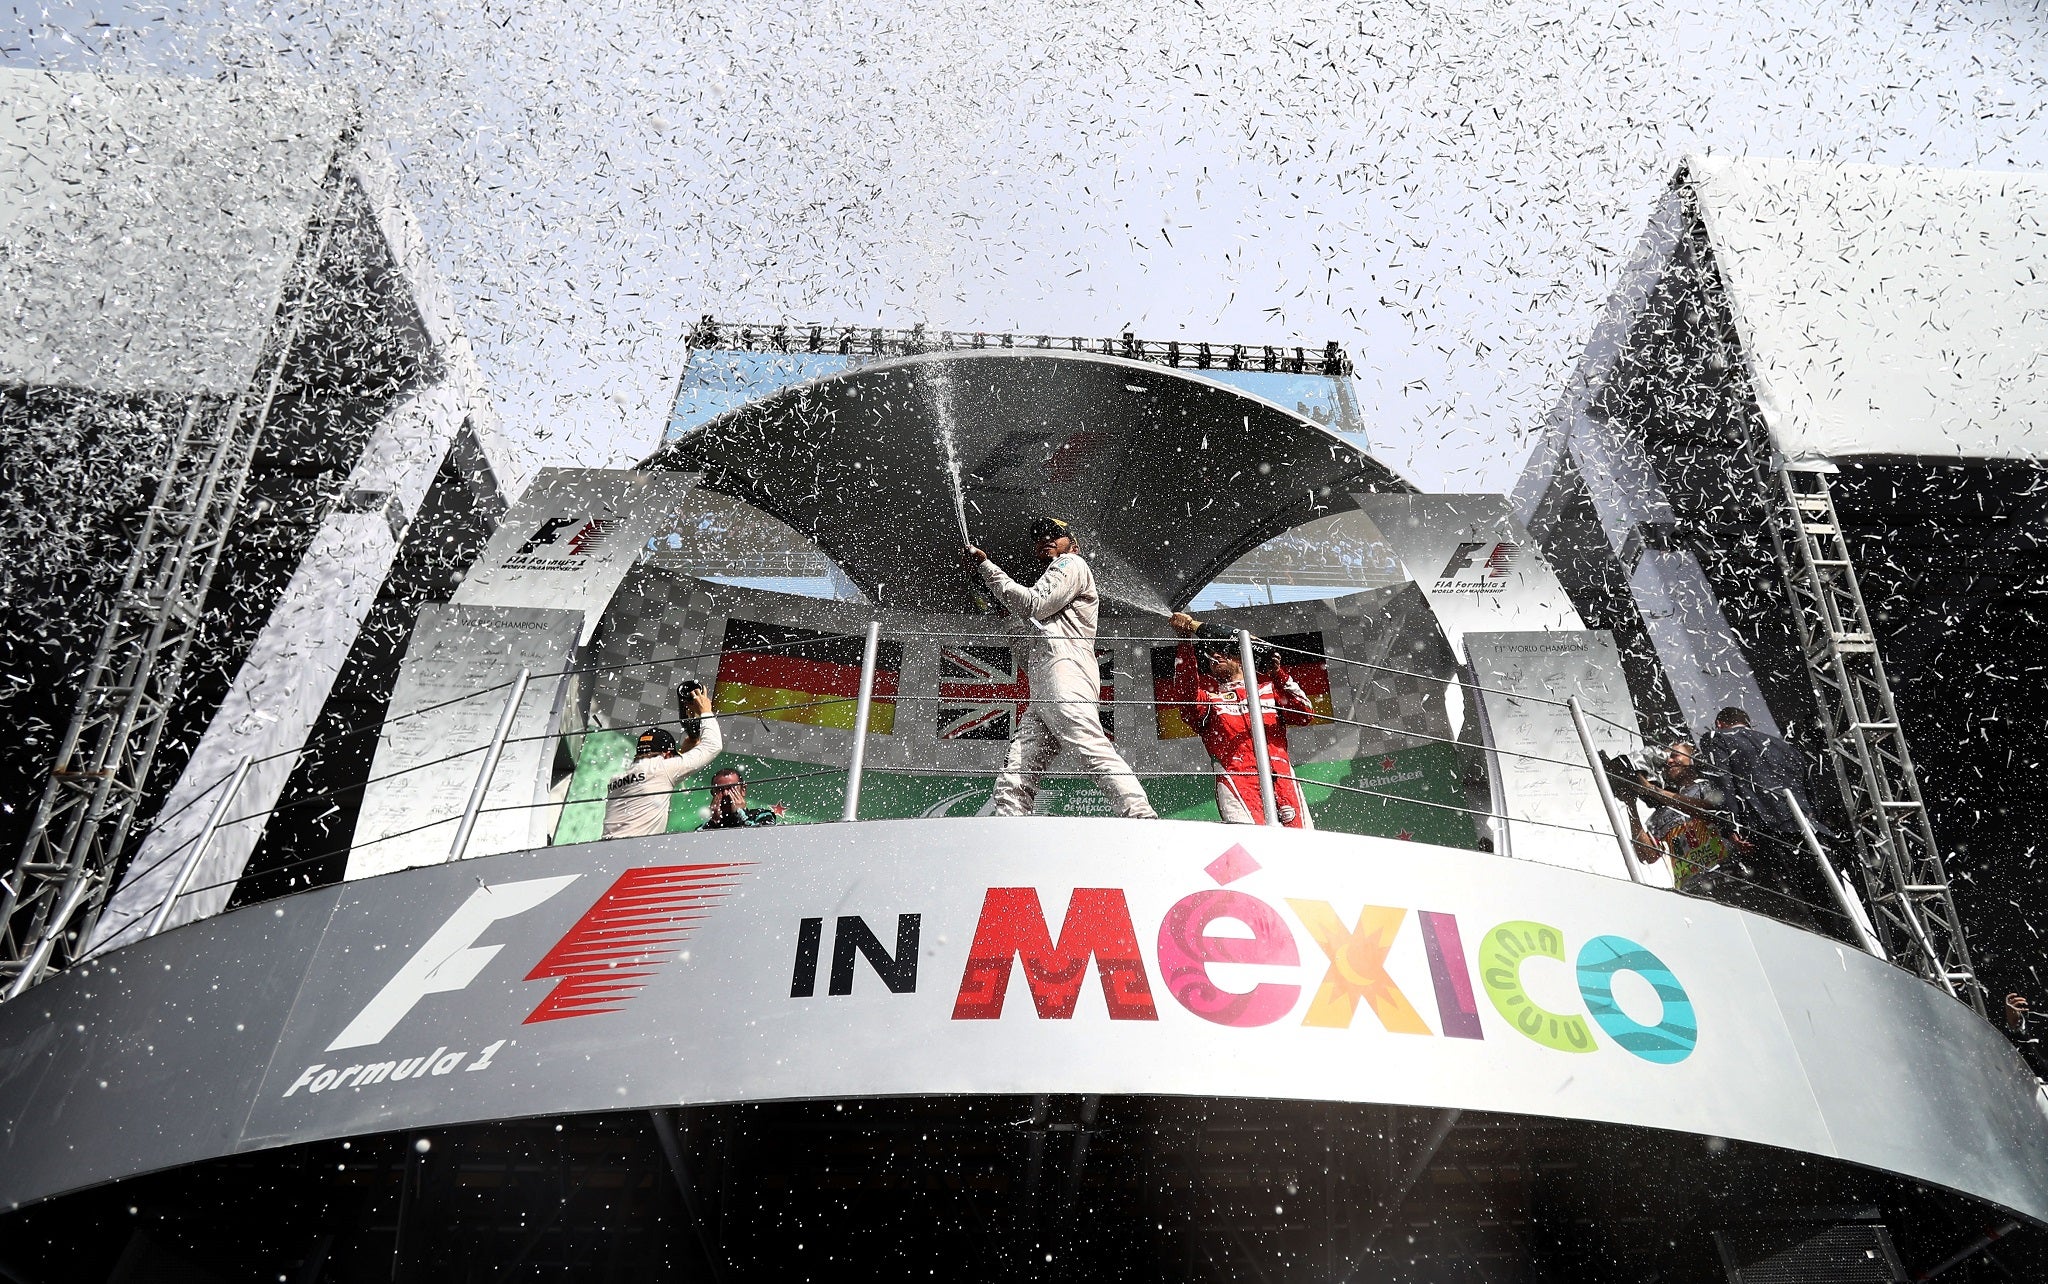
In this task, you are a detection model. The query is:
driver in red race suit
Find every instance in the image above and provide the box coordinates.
[1169,612,1318,828]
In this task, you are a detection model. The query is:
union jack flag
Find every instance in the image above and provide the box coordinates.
[937,646,1030,740]
[936,645,1115,740]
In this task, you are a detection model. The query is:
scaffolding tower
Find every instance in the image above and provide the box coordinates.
[0,158,348,998]
[1768,463,1984,1014]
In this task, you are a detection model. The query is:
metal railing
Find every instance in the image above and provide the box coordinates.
[43,621,1897,993]
[688,318,1356,377]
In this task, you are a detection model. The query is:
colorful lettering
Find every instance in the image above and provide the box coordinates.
[1419,910,1484,1040]
[1158,890,1301,1027]
[1576,935,1698,1064]
[951,888,1158,1020]
[942,874,1697,1066]
[1478,920,1596,1053]
[1287,901,1431,1034]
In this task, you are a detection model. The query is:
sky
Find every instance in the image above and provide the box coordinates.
[8,0,2047,494]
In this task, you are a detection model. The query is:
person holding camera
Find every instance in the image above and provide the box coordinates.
[2005,993,2048,1079]
[601,680,721,840]
[698,765,787,830]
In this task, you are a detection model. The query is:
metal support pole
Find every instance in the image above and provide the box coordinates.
[1781,788,1887,960]
[1237,630,1280,827]
[449,670,529,862]
[146,756,253,939]
[1568,696,1646,885]
[4,876,93,1000]
[842,622,882,822]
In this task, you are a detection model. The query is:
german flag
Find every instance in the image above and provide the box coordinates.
[714,620,901,734]
[1150,629,1335,741]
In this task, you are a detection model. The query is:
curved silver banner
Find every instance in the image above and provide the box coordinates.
[2,818,2044,1221]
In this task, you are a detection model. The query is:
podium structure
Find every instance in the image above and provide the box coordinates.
[3,163,2046,1282]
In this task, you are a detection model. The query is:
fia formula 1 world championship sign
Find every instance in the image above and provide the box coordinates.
[1,819,2045,1220]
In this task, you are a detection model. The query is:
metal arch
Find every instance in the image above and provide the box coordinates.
[649,348,1405,615]
[1765,463,1983,1015]
[0,155,353,997]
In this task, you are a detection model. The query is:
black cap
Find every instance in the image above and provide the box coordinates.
[637,727,678,757]
[1193,641,1236,673]
[1029,516,1075,540]
[1196,638,1276,673]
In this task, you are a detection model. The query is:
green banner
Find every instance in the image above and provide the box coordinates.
[559,734,1477,849]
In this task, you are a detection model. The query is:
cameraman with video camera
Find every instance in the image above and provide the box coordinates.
[601,678,721,840]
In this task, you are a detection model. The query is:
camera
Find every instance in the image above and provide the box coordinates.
[677,677,705,741]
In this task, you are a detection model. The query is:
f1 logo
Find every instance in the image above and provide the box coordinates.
[326,876,579,1051]
[1437,541,1515,583]
[324,864,750,1052]
[515,516,579,554]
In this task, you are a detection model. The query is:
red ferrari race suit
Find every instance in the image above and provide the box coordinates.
[1174,643,1318,827]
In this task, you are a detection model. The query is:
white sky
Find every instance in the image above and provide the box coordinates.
[11,0,2047,493]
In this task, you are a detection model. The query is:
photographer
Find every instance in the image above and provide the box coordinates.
[698,765,785,830]
[601,681,720,840]
[2005,994,2048,1079]
[1608,741,1734,884]
[1698,704,1839,915]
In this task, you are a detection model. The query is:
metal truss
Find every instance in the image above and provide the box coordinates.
[0,159,349,998]
[688,316,1355,377]
[1769,463,1983,1014]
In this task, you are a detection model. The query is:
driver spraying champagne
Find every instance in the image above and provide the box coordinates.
[1168,612,1317,827]
[962,517,1157,819]
[602,680,721,840]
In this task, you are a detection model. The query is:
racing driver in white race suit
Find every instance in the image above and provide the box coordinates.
[963,517,1157,819]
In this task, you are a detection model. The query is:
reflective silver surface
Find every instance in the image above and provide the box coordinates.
[2,817,2043,1222]
[655,351,1408,613]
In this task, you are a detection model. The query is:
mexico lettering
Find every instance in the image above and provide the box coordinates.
[945,844,1697,1064]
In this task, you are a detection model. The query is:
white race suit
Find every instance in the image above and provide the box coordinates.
[602,717,723,839]
[977,552,1157,819]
